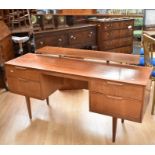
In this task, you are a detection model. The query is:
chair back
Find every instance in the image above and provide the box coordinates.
[143,34,155,66]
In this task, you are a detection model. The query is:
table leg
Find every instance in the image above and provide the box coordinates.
[151,81,155,115]
[25,96,32,119]
[46,97,49,106]
[121,119,124,123]
[112,117,117,142]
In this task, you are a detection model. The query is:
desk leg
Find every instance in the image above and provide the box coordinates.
[112,117,117,142]
[25,96,32,119]
[121,119,124,123]
[151,81,155,115]
[46,97,49,106]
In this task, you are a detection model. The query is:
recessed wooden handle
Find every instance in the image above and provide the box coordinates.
[18,78,28,82]
[10,70,14,73]
[107,81,123,86]
[15,66,27,70]
[107,95,122,100]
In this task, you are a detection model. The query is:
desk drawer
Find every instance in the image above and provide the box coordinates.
[90,92,142,121]
[7,76,42,99]
[89,80,143,100]
[5,65,40,81]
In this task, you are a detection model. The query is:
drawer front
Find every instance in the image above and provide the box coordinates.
[69,29,96,45]
[5,65,40,81]
[120,20,134,29]
[101,29,133,41]
[102,39,120,50]
[89,80,144,100]
[101,23,112,31]
[90,92,142,121]
[111,21,120,29]
[7,76,42,99]
[102,30,119,40]
[119,29,133,38]
[119,37,133,47]
[101,21,133,31]
[107,46,133,54]
[35,34,67,49]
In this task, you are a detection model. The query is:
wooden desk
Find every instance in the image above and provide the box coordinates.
[5,47,152,142]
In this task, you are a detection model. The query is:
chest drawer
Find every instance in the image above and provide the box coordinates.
[89,80,144,100]
[102,39,120,50]
[108,46,133,54]
[90,92,142,122]
[35,34,68,49]
[7,76,42,99]
[69,29,96,45]
[102,30,120,40]
[120,20,134,29]
[5,65,40,81]
[101,23,111,31]
[119,37,133,47]
[119,29,133,38]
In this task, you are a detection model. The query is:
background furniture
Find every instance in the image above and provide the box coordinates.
[88,18,134,54]
[57,9,97,15]
[142,34,155,114]
[34,24,97,50]
[0,20,14,64]
[0,20,14,88]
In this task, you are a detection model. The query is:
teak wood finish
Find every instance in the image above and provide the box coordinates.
[5,47,152,142]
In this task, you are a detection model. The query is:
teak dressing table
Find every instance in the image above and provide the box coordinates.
[5,46,152,142]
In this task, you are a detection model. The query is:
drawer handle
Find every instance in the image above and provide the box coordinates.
[10,70,14,73]
[107,95,122,100]
[88,32,93,37]
[40,41,44,45]
[70,35,74,39]
[58,38,62,42]
[128,25,132,29]
[107,81,123,86]
[18,78,28,82]
[15,66,27,70]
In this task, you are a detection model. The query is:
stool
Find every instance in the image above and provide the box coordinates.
[12,36,29,55]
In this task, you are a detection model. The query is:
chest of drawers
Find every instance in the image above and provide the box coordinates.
[89,18,134,54]
[34,24,97,50]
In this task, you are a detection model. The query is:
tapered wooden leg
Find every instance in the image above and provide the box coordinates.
[112,117,117,142]
[25,96,32,119]
[46,97,49,106]
[151,81,155,115]
[121,119,124,123]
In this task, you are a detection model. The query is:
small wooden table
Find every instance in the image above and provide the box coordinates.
[5,47,152,142]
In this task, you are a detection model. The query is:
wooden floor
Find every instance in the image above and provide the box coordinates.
[0,86,155,144]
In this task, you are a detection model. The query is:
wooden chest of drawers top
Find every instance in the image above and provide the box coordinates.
[89,18,134,30]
